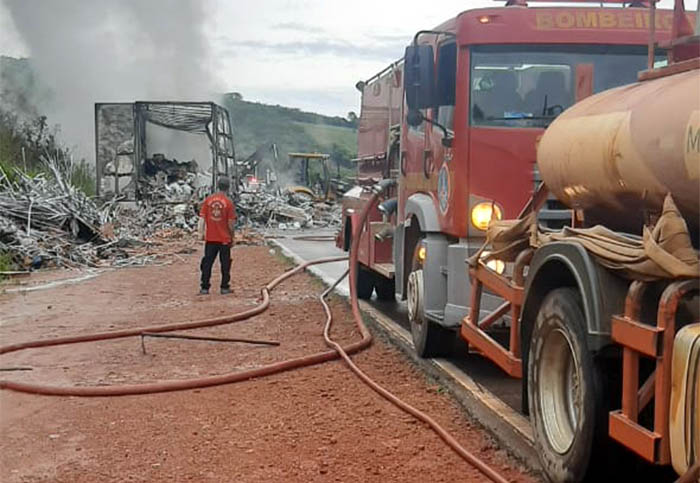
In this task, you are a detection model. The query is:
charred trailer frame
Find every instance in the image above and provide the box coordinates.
[94,101,236,200]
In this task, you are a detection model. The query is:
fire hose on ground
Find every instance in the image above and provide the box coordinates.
[0,182,509,483]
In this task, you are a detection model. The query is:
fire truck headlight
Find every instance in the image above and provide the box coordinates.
[471,202,502,231]
[486,259,505,274]
[480,251,505,275]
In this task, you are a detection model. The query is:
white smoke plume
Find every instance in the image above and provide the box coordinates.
[2,0,222,162]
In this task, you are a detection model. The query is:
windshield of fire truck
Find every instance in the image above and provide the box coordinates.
[470,44,655,128]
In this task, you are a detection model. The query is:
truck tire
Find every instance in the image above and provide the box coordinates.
[406,249,450,358]
[528,288,605,483]
[374,274,395,301]
[355,264,375,300]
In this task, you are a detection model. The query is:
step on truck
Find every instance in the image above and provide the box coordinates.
[338,1,700,481]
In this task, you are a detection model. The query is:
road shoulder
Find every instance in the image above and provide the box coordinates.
[270,238,543,476]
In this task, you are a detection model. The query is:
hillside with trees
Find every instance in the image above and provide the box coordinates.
[221,93,357,178]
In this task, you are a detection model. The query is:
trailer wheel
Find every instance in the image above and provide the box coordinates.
[528,288,604,483]
[407,243,449,357]
[374,274,395,301]
[355,264,375,300]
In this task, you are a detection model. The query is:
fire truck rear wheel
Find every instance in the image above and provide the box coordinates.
[355,264,375,300]
[374,274,395,301]
[407,267,449,358]
[528,288,605,483]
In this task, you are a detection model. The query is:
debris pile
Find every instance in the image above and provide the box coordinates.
[0,156,342,271]
[236,188,341,230]
[101,151,211,237]
[143,154,198,180]
[0,159,107,268]
[104,199,200,239]
[0,157,201,269]
[140,154,208,200]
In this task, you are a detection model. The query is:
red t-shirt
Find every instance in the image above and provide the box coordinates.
[199,192,236,244]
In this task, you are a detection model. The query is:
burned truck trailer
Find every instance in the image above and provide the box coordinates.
[94,101,235,200]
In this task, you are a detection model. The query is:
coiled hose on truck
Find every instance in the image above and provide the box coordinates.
[0,182,509,483]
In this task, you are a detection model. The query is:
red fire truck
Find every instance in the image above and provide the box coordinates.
[339,1,699,481]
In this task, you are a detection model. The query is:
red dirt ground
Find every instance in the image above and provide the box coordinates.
[0,244,537,482]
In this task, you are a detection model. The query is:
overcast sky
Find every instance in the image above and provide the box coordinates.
[0,0,695,117]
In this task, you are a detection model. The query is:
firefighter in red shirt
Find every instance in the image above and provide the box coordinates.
[197,176,236,295]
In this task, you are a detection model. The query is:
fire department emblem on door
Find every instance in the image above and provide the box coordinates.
[438,164,449,213]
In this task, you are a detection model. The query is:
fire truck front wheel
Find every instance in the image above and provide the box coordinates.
[355,264,375,300]
[407,268,449,357]
[528,288,605,483]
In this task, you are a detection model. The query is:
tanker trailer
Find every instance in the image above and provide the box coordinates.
[517,47,700,483]
[521,55,700,481]
[526,67,699,482]
[537,67,699,242]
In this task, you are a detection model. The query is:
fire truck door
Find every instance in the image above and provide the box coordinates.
[400,111,430,223]
[428,40,457,224]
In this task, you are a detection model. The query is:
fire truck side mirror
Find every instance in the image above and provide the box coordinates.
[404,44,435,110]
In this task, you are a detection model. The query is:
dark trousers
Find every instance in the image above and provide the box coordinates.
[200,242,231,290]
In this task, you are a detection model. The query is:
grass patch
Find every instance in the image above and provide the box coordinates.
[0,159,42,184]
[0,251,17,281]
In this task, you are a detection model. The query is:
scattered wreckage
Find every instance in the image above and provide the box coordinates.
[1,102,347,273]
[0,156,341,273]
[237,188,341,230]
[0,156,204,270]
